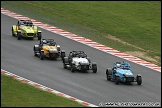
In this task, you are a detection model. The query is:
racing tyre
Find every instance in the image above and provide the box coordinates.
[57,47,61,52]
[34,52,37,56]
[115,76,120,85]
[137,76,142,85]
[106,69,112,81]
[63,57,69,63]
[92,63,97,73]
[71,64,76,72]
[63,63,67,69]
[12,27,15,36]
[17,32,21,40]
[40,51,45,60]
[63,57,68,69]
[33,47,37,56]
[61,51,66,60]
[37,32,41,40]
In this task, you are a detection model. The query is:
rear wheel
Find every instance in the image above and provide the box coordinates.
[34,53,37,56]
[33,47,37,56]
[63,57,69,69]
[57,47,61,52]
[37,32,41,40]
[63,63,67,69]
[61,51,66,60]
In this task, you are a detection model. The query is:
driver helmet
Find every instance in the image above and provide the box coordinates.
[42,40,47,44]
[28,22,33,26]
[76,54,79,57]
[116,64,120,68]
[80,54,85,58]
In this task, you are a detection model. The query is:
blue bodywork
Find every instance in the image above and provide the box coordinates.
[112,62,135,82]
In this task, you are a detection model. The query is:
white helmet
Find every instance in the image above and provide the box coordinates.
[43,40,47,44]
[116,64,120,68]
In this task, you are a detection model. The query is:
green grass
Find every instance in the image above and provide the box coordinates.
[1,74,86,107]
[1,1,161,66]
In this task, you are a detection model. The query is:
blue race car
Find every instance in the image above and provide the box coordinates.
[106,61,142,85]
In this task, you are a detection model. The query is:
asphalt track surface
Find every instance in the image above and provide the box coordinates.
[1,13,161,106]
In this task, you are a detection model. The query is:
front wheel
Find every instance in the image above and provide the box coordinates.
[40,51,45,60]
[92,63,97,73]
[137,76,142,85]
[17,32,21,40]
[106,69,112,81]
[115,76,120,85]
[12,27,15,36]
[71,64,76,72]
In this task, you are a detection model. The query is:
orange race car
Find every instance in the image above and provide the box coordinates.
[33,39,65,60]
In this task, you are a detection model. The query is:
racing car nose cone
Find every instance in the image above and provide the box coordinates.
[26,28,34,33]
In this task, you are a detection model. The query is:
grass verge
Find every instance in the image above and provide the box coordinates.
[1,74,86,107]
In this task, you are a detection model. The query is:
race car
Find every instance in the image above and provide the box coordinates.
[33,39,65,60]
[63,51,97,73]
[12,19,42,40]
[106,61,142,85]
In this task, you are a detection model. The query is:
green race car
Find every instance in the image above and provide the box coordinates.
[12,20,42,40]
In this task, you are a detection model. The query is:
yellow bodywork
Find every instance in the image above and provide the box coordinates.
[42,45,59,58]
[12,25,41,37]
